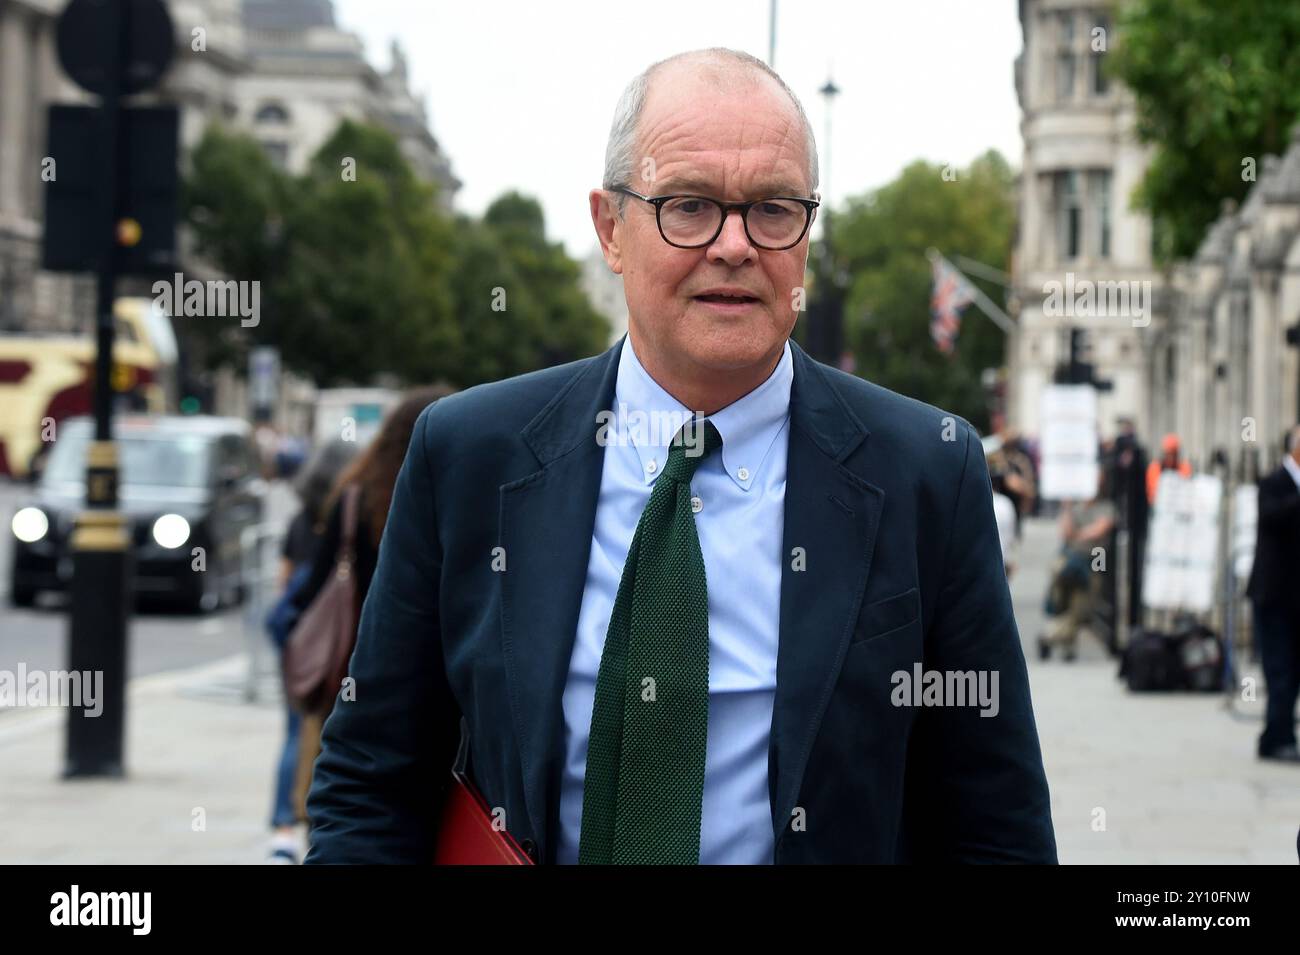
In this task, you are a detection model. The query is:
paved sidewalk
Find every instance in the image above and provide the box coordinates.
[1012,516,1300,864]
[1,517,1296,864]
[0,655,291,864]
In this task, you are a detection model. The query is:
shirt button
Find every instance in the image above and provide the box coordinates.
[691,496,703,514]
[737,467,750,481]
[646,459,657,474]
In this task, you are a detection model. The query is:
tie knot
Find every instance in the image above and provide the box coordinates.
[662,419,722,483]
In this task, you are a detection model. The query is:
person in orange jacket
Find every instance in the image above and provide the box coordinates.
[1146,433,1192,504]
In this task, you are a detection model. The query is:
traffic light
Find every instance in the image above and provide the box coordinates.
[43,105,178,275]
[1055,327,1113,390]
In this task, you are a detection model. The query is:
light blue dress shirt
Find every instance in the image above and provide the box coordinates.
[556,334,793,864]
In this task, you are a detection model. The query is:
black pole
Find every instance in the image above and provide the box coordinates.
[64,0,132,779]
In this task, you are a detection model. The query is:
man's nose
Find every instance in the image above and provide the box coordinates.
[706,209,757,264]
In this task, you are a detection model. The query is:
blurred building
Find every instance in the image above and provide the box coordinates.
[239,0,459,205]
[580,248,628,347]
[1165,129,1300,478]
[0,0,95,334]
[0,0,459,334]
[1008,0,1167,443]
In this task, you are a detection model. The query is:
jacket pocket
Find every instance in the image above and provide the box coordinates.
[851,587,920,645]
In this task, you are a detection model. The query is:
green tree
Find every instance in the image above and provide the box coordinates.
[1108,0,1300,261]
[446,191,608,386]
[180,125,293,370]
[183,128,607,388]
[277,120,459,385]
[829,151,1015,430]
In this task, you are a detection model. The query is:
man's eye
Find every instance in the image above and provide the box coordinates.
[675,200,706,214]
[756,202,794,218]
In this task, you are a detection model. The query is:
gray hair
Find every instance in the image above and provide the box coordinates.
[601,48,819,216]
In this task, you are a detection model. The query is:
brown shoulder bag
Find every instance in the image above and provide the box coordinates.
[283,485,362,715]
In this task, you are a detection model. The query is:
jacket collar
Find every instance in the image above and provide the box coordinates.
[503,333,880,861]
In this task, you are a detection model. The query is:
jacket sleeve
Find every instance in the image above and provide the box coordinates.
[304,405,461,863]
[902,423,1058,863]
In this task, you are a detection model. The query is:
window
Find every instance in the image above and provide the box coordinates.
[218,435,254,483]
[113,315,139,345]
[259,141,289,170]
[1088,170,1112,259]
[1055,11,1076,101]
[254,103,290,124]
[1055,171,1083,260]
[1091,13,1110,95]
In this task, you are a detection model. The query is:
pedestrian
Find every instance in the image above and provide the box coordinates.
[994,424,1037,533]
[264,437,357,863]
[252,411,280,481]
[984,437,1018,576]
[303,47,1056,865]
[1146,432,1191,505]
[289,384,457,827]
[1108,417,1148,626]
[1245,424,1300,764]
[1039,472,1116,662]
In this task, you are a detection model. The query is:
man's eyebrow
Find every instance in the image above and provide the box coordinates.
[653,177,807,196]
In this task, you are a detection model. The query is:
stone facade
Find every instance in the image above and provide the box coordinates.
[0,0,94,332]
[0,0,459,333]
[1164,129,1300,478]
[238,0,459,207]
[1009,0,1167,443]
[1010,0,1300,473]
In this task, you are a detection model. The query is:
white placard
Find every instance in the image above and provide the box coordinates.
[1039,384,1099,501]
[1143,472,1222,613]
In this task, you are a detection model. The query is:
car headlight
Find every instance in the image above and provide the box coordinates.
[151,514,190,549]
[11,507,49,544]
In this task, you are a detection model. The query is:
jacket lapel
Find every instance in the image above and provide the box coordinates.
[498,336,884,862]
[768,341,884,851]
[498,336,623,862]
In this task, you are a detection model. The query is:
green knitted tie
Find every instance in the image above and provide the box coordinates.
[578,418,723,864]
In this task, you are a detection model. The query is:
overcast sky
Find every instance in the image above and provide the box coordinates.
[334,0,1024,260]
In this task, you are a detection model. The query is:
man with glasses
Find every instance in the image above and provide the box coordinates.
[306,47,1056,865]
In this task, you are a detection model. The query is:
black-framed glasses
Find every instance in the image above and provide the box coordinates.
[612,187,819,251]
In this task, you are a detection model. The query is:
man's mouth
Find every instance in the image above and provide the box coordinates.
[694,293,760,304]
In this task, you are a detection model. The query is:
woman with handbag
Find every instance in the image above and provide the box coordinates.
[264,439,357,864]
[283,385,456,834]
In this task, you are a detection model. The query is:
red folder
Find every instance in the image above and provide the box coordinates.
[433,719,535,865]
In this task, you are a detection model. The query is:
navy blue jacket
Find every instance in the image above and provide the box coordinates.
[305,336,1057,864]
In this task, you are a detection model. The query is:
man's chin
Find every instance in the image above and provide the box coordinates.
[677,327,784,374]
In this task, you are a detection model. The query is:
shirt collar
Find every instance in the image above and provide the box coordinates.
[1283,454,1300,491]
[613,334,793,491]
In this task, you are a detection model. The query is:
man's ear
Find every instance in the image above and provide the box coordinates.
[590,189,624,275]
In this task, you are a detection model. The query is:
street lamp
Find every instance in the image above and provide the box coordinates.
[806,73,843,366]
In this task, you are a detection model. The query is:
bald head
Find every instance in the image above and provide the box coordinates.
[602,48,818,211]
[587,48,819,415]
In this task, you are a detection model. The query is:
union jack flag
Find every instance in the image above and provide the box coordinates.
[929,257,977,354]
